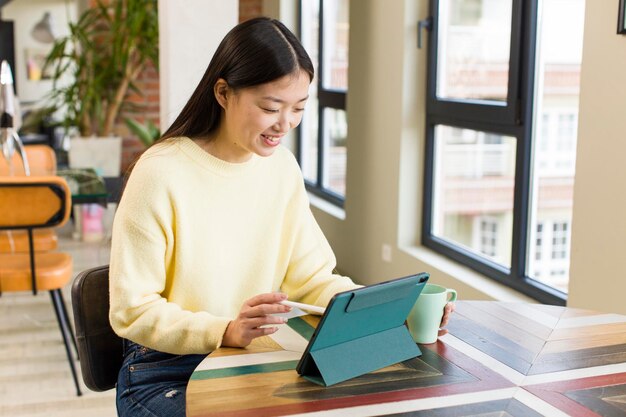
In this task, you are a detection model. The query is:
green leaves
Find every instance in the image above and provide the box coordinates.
[124,117,160,147]
[44,0,159,137]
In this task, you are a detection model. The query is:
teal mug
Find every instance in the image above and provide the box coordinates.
[406,284,457,344]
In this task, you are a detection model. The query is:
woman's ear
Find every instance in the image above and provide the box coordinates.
[214,79,229,109]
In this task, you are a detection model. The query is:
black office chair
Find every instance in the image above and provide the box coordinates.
[71,265,124,391]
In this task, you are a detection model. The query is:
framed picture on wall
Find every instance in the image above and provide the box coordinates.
[619,0,626,34]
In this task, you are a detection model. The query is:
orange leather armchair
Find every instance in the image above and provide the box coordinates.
[0,144,57,176]
[0,175,82,396]
[0,145,59,253]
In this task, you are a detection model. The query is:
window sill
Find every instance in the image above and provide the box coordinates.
[308,192,346,220]
[400,245,536,303]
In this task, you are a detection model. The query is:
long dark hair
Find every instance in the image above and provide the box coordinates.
[161,17,314,141]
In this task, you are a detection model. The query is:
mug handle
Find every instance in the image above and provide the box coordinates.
[445,289,457,303]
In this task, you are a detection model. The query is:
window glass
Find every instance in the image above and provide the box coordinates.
[322,0,349,90]
[301,0,320,78]
[300,0,320,184]
[436,0,513,102]
[300,96,319,183]
[535,223,544,261]
[526,0,585,293]
[299,0,349,204]
[322,108,347,195]
[479,217,498,257]
[431,125,516,268]
[425,0,585,302]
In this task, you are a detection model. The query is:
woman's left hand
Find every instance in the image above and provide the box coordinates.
[437,302,456,337]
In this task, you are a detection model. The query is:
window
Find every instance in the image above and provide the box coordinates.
[479,217,498,258]
[423,0,585,304]
[551,221,568,260]
[534,222,543,261]
[528,220,570,290]
[299,0,349,206]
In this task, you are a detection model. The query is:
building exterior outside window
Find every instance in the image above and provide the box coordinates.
[423,0,585,303]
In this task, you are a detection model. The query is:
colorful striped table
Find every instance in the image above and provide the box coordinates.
[186,301,626,417]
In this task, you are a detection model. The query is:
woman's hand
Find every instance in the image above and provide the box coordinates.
[222,293,292,348]
[437,302,456,337]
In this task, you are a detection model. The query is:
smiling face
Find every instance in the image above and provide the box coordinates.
[204,70,310,163]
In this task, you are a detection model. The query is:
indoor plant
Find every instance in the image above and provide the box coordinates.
[124,117,160,147]
[45,0,158,175]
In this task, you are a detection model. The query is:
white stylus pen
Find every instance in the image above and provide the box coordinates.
[280,300,326,315]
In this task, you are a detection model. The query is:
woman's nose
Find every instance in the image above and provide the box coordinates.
[273,114,290,133]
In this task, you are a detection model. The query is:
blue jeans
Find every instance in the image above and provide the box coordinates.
[116,340,205,417]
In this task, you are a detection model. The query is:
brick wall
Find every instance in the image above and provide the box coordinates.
[118,61,160,172]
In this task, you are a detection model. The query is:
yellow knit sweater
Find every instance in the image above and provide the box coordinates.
[109,138,356,354]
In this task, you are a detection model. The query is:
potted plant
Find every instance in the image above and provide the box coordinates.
[124,117,160,147]
[45,0,158,176]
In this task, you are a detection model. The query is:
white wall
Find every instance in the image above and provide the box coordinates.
[158,0,238,129]
[568,1,626,314]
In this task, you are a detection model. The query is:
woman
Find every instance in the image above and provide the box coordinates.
[110,17,453,417]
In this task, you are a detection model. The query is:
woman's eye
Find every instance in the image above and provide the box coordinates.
[262,108,279,113]
[294,108,305,113]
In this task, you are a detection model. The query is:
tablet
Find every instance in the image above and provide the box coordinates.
[295,272,429,386]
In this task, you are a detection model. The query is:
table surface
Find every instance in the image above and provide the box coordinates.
[186,301,626,417]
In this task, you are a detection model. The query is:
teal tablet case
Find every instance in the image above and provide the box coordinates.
[296,273,429,386]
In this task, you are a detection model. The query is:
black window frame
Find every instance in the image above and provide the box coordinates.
[297,0,348,208]
[422,0,567,305]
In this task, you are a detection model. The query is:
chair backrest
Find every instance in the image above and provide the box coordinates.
[0,144,57,176]
[0,175,71,230]
[71,265,124,391]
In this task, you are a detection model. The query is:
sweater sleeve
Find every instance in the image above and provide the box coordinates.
[280,175,361,308]
[108,161,231,355]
